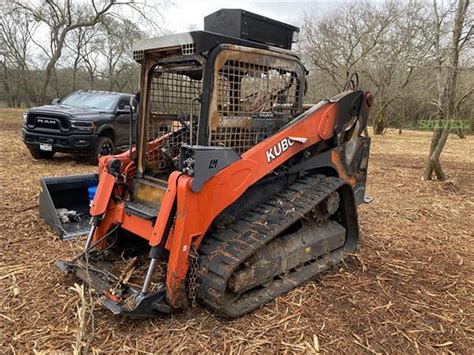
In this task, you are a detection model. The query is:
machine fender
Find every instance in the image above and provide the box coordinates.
[287,137,371,204]
[165,160,259,306]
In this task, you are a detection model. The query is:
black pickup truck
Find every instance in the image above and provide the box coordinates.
[22,90,134,164]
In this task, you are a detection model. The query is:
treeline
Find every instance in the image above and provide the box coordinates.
[2,63,139,108]
[0,0,472,140]
[300,0,473,135]
[0,0,163,107]
[299,0,472,181]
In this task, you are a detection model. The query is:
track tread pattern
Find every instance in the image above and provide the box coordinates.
[197,175,350,317]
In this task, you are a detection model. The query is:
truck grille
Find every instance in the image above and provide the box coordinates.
[27,113,70,131]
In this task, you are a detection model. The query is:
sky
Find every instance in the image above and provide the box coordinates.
[21,0,354,68]
[157,0,347,33]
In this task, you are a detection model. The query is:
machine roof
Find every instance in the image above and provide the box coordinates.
[132,30,300,59]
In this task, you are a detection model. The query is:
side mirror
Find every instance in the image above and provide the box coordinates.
[117,105,131,114]
[52,98,60,105]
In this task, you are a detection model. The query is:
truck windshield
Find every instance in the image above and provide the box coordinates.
[61,91,117,110]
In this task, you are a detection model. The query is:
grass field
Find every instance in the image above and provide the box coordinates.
[1,108,473,353]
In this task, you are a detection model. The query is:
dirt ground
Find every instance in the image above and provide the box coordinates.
[1,107,473,353]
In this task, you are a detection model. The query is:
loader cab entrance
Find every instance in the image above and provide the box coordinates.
[141,59,203,180]
[134,32,306,181]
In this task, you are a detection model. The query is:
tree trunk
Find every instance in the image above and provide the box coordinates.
[37,29,68,104]
[423,127,448,180]
[423,0,470,181]
[372,98,393,135]
[37,62,55,105]
[89,73,95,89]
[373,113,387,135]
[72,62,79,91]
[1,63,13,107]
[53,68,60,99]
[108,67,114,91]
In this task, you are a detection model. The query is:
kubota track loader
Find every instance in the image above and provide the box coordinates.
[53,9,372,317]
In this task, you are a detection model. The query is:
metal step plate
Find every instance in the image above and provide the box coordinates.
[124,201,159,221]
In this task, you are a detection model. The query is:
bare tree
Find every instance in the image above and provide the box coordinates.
[0,3,39,106]
[423,0,472,180]
[302,1,435,135]
[98,18,143,92]
[12,0,156,104]
[67,27,91,91]
[363,2,435,134]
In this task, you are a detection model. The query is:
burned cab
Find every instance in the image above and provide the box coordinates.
[132,20,306,193]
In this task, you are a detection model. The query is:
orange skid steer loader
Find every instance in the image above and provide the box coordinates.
[50,9,373,317]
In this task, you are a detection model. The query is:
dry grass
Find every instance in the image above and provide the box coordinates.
[1,108,473,353]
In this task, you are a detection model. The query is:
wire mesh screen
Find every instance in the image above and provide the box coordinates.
[211,59,301,154]
[146,65,202,174]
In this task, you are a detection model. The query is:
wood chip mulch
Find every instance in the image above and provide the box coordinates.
[1,109,472,353]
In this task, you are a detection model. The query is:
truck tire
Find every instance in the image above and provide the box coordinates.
[90,136,114,165]
[29,148,55,160]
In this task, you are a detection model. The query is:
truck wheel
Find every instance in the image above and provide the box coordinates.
[29,148,55,159]
[90,136,114,165]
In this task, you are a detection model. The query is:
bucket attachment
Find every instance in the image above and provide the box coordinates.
[55,258,170,317]
[39,174,98,240]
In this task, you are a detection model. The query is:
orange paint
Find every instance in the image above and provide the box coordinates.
[149,171,182,246]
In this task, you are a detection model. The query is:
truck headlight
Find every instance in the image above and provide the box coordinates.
[23,112,28,124]
[71,120,95,131]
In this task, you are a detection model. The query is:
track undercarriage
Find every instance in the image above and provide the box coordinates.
[197,175,358,317]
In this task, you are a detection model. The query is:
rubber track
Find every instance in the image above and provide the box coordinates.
[196,175,350,317]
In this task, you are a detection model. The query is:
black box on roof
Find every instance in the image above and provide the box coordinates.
[204,9,299,50]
